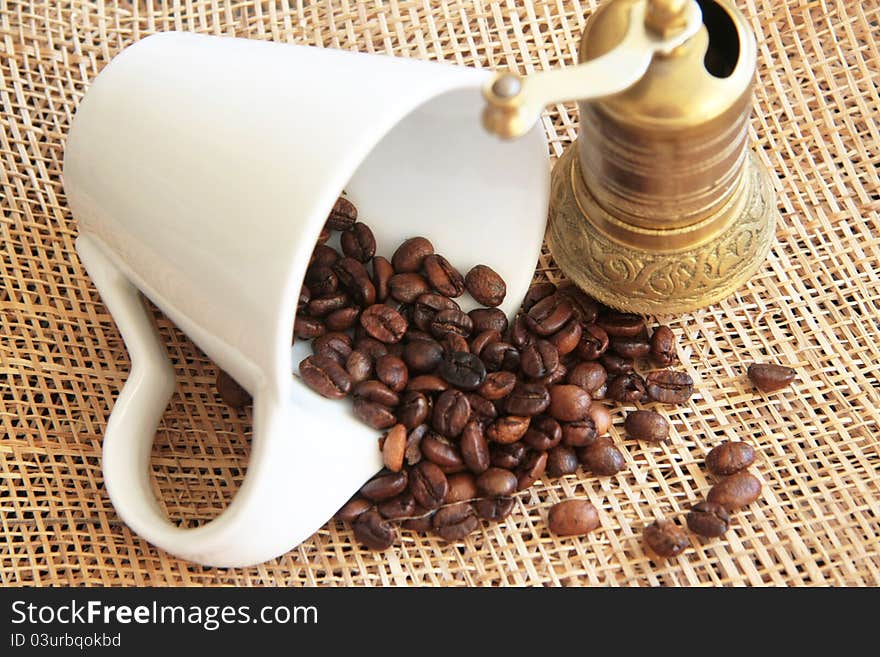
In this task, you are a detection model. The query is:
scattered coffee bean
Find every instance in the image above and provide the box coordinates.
[546,445,579,477]
[576,324,609,360]
[505,382,551,416]
[382,424,407,472]
[375,354,409,392]
[432,389,471,437]
[336,497,372,523]
[490,442,526,469]
[361,303,408,343]
[433,503,479,541]
[438,351,487,391]
[341,222,376,262]
[649,326,677,366]
[353,398,397,429]
[424,254,465,298]
[299,354,352,399]
[392,236,434,273]
[326,196,358,230]
[377,493,416,520]
[587,404,612,435]
[706,441,755,476]
[461,421,491,474]
[643,518,688,558]
[747,363,796,393]
[523,415,562,451]
[476,467,518,497]
[481,341,520,372]
[360,471,408,501]
[371,255,394,302]
[600,352,634,375]
[475,496,515,521]
[469,307,508,334]
[580,437,625,476]
[607,373,646,403]
[353,380,399,407]
[645,370,693,404]
[624,410,669,442]
[522,282,556,312]
[548,384,591,422]
[707,471,762,511]
[516,450,548,490]
[562,418,598,447]
[548,499,600,536]
[430,308,473,339]
[686,500,730,537]
[521,339,559,379]
[409,461,449,510]
[610,336,651,360]
[465,264,506,307]
[420,433,465,472]
[548,318,582,356]
[566,361,607,394]
[597,311,645,337]
[485,415,531,444]
[354,508,396,549]
[389,272,431,303]
[397,391,429,429]
[525,294,573,336]
[445,472,479,504]
[478,371,517,400]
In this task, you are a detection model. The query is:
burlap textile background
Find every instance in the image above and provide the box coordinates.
[1,0,878,586]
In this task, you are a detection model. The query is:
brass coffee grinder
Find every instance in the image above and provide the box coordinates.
[483,0,775,313]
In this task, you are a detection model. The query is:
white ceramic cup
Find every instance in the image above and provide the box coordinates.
[63,32,549,567]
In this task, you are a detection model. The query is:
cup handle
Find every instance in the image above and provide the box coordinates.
[76,235,374,567]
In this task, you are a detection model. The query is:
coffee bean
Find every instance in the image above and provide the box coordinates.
[478,371,517,400]
[548,318,582,356]
[377,493,416,520]
[371,255,394,302]
[354,336,389,361]
[397,391,429,429]
[548,499,600,536]
[388,272,429,303]
[294,314,326,339]
[405,425,428,466]
[216,369,251,409]
[645,370,693,404]
[423,254,465,297]
[325,307,360,332]
[561,418,598,447]
[600,353,634,375]
[526,294,573,336]
[686,500,730,537]
[522,282,557,313]
[581,437,625,475]
[375,354,409,392]
[610,335,651,359]
[333,257,376,307]
[521,339,559,379]
[546,445,579,477]
[649,325,677,366]
[346,349,373,383]
[409,460,449,510]
[597,311,645,337]
[643,518,688,558]
[298,284,311,313]
[476,467,518,497]
[706,441,755,476]
[510,315,534,349]
[360,471,408,501]
[299,354,352,399]
[313,332,353,365]
[624,410,668,442]
[438,351,486,391]
[412,293,459,331]
[430,308,473,339]
[353,380,399,407]
[592,382,608,400]
[392,236,434,273]
[353,398,397,429]
[747,363,796,393]
[433,502,479,542]
[440,333,468,356]
[465,264,506,307]
[382,424,407,472]
[516,450,548,490]
[475,496,515,521]
[401,513,434,532]
[587,404,612,435]
[461,420,490,474]
[353,509,396,550]
[469,329,501,358]
[607,373,646,403]
[326,196,358,231]
[490,442,526,469]
[307,292,349,318]
[505,382,551,416]
[406,374,450,394]
[469,307,509,334]
[481,341,520,372]
[402,339,444,374]
[548,384,591,422]
[557,283,599,325]
[445,472,479,504]
[311,244,339,268]
[336,497,372,523]
[523,415,562,450]
[576,324,609,360]
[432,389,470,437]
[420,433,465,472]
[707,471,762,510]
[304,264,338,297]
[530,362,568,386]
[485,415,531,444]
[465,393,498,424]
[361,304,408,343]
[341,222,376,262]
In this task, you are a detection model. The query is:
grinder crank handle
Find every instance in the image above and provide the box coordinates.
[482,0,703,139]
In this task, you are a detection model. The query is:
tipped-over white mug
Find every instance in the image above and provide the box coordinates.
[63,32,549,567]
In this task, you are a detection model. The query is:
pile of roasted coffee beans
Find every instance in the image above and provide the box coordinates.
[215,196,795,558]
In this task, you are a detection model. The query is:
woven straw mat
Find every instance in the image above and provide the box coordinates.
[2,0,879,587]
